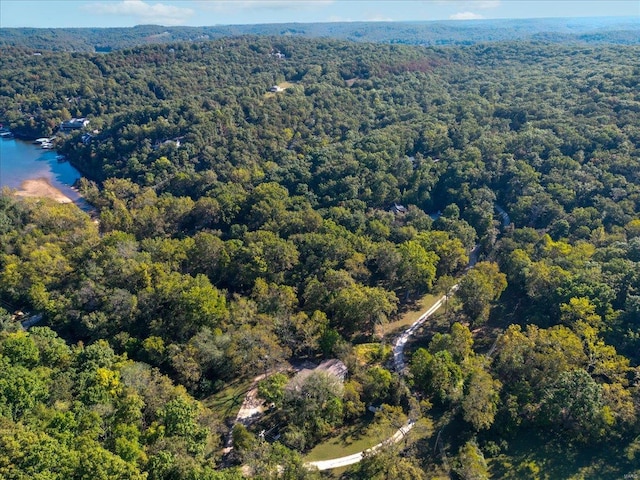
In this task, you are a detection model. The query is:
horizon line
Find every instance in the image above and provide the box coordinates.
[1,14,638,30]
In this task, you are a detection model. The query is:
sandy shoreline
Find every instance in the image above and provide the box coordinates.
[14,177,73,203]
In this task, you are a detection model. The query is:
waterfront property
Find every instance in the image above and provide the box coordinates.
[0,137,81,200]
[60,117,89,131]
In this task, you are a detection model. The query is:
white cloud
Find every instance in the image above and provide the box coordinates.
[85,0,194,26]
[203,0,334,12]
[449,11,484,20]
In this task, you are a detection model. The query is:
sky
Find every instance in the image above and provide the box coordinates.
[1,0,638,28]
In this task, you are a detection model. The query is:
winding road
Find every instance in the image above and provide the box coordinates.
[234,204,511,471]
[305,204,509,471]
[392,289,456,374]
[224,288,454,469]
[306,286,454,471]
[307,421,416,470]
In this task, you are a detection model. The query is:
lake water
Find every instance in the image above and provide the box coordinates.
[0,137,83,202]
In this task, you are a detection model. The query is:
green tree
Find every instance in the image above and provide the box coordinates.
[0,330,40,368]
[75,436,147,480]
[454,440,490,480]
[232,423,256,453]
[0,418,79,480]
[343,379,365,420]
[142,271,227,341]
[234,230,299,286]
[410,349,463,404]
[244,440,321,480]
[258,372,289,406]
[428,322,474,363]
[330,283,398,337]
[457,262,507,325]
[361,366,393,405]
[159,396,208,456]
[539,368,606,441]
[367,404,409,443]
[353,445,427,480]
[30,327,72,369]
[396,240,438,295]
[283,370,344,446]
[462,361,502,431]
[226,324,290,377]
[416,230,469,276]
[0,358,49,420]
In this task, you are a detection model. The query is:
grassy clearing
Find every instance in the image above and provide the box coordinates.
[264,81,295,98]
[306,294,445,468]
[304,417,395,462]
[202,377,252,422]
[379,293,442,339]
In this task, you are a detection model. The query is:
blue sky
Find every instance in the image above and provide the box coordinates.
[1,1,638,28]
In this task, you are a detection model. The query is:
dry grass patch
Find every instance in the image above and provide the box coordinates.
[379,293,442,340]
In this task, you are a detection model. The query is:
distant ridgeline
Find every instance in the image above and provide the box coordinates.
[0,16,638,52]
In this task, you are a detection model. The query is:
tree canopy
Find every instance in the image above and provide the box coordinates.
[1,31,640,479]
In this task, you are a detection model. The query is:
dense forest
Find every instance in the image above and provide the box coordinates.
[1,16,639,52]
[1,29,640,479]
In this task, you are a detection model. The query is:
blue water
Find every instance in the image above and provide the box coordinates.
[0,137,83,202]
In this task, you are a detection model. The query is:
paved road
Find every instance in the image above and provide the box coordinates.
[307,288,455,471]
[392,289,456,373]
[307,421,416,470]
[259,206,510,471]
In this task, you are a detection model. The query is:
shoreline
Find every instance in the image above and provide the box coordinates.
[14,177,74,204]
[14,177,97,217]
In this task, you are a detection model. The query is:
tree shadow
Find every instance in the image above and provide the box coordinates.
[487,429,638,479]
